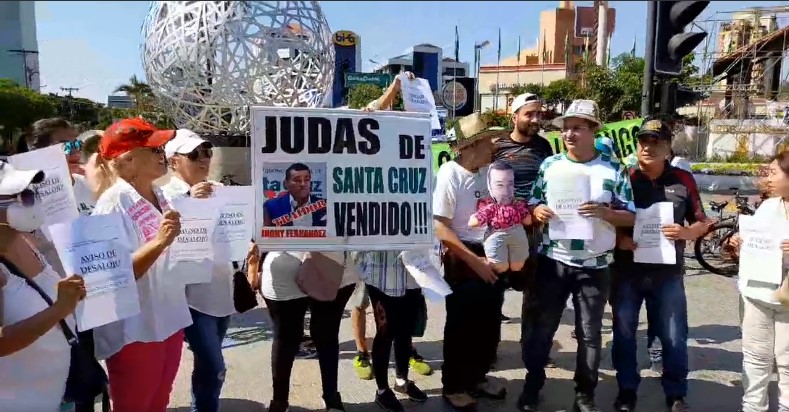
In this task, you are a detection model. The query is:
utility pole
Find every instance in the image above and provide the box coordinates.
[60,87,79,97]
[641,1,657,117]
[60,87,80,120]
[7,49,39,89]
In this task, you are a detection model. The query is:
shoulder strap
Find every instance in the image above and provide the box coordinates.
[0,257,78,345]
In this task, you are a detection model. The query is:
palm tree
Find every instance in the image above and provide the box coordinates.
[114,75,153,109]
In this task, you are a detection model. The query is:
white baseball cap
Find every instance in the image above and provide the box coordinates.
[510,93,542,114]
[164,129,212,159]
[551,99,602,129]
[0,161,44,196]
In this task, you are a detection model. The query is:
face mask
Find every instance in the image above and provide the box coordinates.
[0,200,46,233]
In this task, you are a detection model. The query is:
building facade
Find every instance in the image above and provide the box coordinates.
[373,44,469,93]
[478,0,615,113]
[0,1,40,91]
[330,30,362,107]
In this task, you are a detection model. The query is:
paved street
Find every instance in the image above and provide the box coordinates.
[165,192,753,411]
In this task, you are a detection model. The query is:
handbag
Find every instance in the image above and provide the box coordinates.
[232,261,258,313]
[0,257,110,412]
[296,252,345,301]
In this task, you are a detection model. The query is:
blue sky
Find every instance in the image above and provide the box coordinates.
[35,1,789,103]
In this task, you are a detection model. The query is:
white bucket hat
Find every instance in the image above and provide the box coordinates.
[552,99,602,130]
[0,161,44,196]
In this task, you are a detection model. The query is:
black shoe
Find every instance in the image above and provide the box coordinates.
[546,357,557,368]
[573,393,601,412]
[393,380,428,403]
[267,399,289,412]
[516,390,539,411]
[323,392,345,412]
[614,389,637,411]
[375,389,404,412]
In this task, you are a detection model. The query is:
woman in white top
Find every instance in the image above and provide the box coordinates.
[254,250,358,412]
[730,151,789,412]
[160,129,258,412]
[0,160,86,412]
[90,118,186,412]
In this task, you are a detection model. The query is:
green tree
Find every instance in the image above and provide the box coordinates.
[510,83,545,97]
[0,79,57,153]
[542,78,580,112]
[49,94,104,128]
[347,84,384,109]
[609,54,645,115]
[114,75,154,110]
[96,107,175,130]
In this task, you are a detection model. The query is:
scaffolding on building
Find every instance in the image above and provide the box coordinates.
[679,6,789,159]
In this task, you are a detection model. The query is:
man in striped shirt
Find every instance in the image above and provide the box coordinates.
[517,100,636,412]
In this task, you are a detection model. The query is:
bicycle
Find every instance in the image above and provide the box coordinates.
[693,187,757,276]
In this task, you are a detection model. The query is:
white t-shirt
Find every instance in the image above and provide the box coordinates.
[739,197,789,306]
[160,177,236,318]
[90,179,192,360]
[432,161,488,243]
[73,174,96,216]
[261,251,359,301]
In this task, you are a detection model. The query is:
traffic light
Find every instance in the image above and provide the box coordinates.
[654,1,710,76]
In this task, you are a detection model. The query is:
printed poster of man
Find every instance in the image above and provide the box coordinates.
[250,106,434,251]
[262,162,328,235]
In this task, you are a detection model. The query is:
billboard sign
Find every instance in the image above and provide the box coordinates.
[333,30,358,47]
[441,81,469,111]
[345,72,393,88]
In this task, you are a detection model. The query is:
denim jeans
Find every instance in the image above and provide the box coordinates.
[611,273,688,398]
[183,309,231,412]
[521,254,609,397]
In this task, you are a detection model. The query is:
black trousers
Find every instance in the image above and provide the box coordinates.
[367,285,422,389]
[264,284,354,403]
[522,254,609,397]
[441,242,505,394]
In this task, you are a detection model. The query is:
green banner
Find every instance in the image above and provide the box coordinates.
[432,118,643,173]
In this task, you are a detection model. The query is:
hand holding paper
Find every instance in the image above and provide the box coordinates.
[738,215,785,285]
[53,275,87,315]
[156,210,181,247]
[48,212,140,331]
[633,202,676,265]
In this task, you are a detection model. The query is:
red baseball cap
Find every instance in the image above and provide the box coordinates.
[99,118,176,159]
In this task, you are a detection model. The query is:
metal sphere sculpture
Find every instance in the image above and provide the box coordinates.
[141,1,335,134]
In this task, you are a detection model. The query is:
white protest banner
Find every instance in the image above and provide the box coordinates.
[738,215,785,285]
[167,197,221,283]
[212,186,255,261]
[48,213,139,331]
[251,107,434,251]
[9,145,79,228]
[399,74,441,131]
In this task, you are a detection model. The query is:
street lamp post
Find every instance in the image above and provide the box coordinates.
[473,40,490,113]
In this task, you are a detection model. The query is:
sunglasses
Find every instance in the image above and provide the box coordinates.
[2,189,37,207]
[62,140,83,155]
[184,147,213,161]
